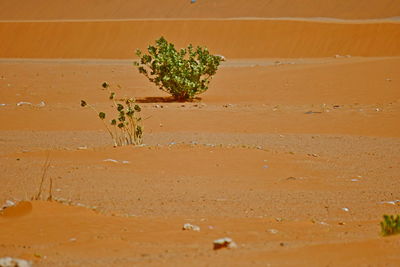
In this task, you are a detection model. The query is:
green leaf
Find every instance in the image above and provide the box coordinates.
[134,37,222,100]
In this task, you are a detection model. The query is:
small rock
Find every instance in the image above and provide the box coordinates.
[1,200,16,210]
[103,159,118,163]
[36,101,46,107]
[267,229,279,234]
[342,208,349,212]
[0,257,32,267]
[16,101,32,106]
[213,237,237,250]
[182,223,200,232]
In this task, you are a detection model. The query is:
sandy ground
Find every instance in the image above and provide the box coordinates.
[1,1,400,266]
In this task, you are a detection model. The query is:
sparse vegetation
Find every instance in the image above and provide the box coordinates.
[380,214,400,236]
[81,82,143,146]
[33,153,53,201]
[134,36,224,101]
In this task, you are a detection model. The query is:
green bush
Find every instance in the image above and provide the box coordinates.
[134,37,224,101]
[81,82,143,146]
[380,214,400,236]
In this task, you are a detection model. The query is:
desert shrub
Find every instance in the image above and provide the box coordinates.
[81,82,143,146]
[380,214,400,236]
[134,37,224,101]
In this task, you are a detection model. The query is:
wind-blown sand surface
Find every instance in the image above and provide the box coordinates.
[1,0,400,20]
[1,0,400,266]
[1,20,399,59]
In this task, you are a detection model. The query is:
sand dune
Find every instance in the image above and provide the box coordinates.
[0,0,399,20]
[0,20,399,59]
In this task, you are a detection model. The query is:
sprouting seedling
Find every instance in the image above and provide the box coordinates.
[81,82,143,146]
[381,214,400,236]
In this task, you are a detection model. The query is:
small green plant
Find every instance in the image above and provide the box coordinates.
[81,82,143,146]
[380,214,400,236]
[134,36,224,101]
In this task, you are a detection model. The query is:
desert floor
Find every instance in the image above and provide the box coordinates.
[0,1,400,266]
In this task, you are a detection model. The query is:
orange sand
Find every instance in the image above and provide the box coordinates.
[0,0,399,20]
[1,0,400,266]
[0,20,399,59]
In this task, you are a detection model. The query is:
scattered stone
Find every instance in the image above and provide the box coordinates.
[36,101,46,107]
[103,159,119,163]
[182,223,200,232]
[386,78,392,82]
[1,200,16,210]
[213,237,237,250]
[342,208,349,212]
[379,200,400,205]
[216,54,226,61]
[0,104,6,107]
[16,101,32,106]
[267,229,279,234]
[0,257,32,267]
[77,146,87,150]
